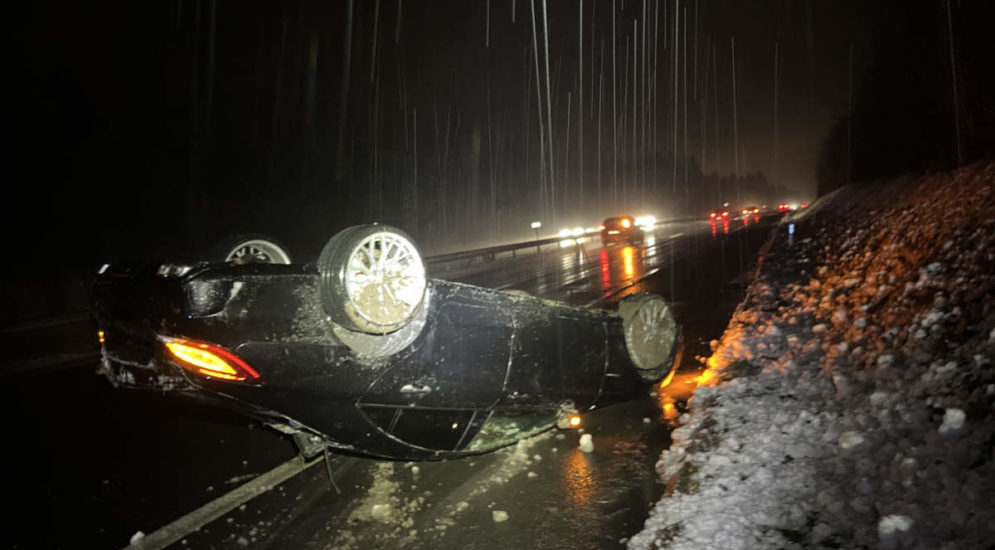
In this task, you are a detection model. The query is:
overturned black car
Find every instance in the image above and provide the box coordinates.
[93,225,680,460]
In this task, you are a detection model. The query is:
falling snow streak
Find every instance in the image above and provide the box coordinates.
[370,0,380,85]
[336,0,356,179]
[369,39,384,221]
[712,42,720,179]
[731,36,739,186]
[564,90,572,197]
[394,0,402,42]
[773,40,780,187]
[682,5,688,210]
[589,0,596,118]
[700,33,710,172]
[541,0,556,219]
[631,20,637,207]
[612,0,618,203]
[578,0,583,204]
[671,0,678,194]
[410,107,417,237]
[652,0,659,191]
[641,0,647,202]
[692,0,697,100]
[598,38,604,204]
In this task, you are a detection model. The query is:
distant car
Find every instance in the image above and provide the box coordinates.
[708,209,730,221]
[739,206,760,218]
[600,216,644,246]
[94,225,681,460]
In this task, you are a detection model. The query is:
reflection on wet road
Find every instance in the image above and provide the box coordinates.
[442,222,710,307]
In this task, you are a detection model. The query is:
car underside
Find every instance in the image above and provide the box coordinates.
[94,225,680,460]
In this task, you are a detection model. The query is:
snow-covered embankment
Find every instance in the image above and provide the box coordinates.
[630,162,995,549]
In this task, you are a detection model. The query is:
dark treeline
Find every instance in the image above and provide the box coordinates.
[817,0,995,194]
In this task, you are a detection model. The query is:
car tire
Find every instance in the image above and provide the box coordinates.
[317,224,427,334]
[618,293,681,381]
[214,234,292,265]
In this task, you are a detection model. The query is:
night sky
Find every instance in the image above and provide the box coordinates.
[5,0,992,268]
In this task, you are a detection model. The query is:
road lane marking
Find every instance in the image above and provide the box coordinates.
[123,455,323,550]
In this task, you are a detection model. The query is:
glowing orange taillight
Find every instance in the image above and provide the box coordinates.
[161,337,260,382]
[98,330,105,344]
[569,415,582,428]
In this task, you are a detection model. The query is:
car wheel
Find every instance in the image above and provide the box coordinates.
[618,293,681,381]
[214,234,292,265]
[317,224,427,334]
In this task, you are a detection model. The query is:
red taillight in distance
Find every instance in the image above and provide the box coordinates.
[160,337,261,383]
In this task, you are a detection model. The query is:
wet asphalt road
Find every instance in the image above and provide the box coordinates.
[0,215,779,549]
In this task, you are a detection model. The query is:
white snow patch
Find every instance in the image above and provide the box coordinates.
[838,431,865,450]
[579,434,594,453]
[877,514,913,535]
[938,408,966,437]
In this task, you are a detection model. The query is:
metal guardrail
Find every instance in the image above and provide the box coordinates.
[425,235,564,270]
[425,217,698,272]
